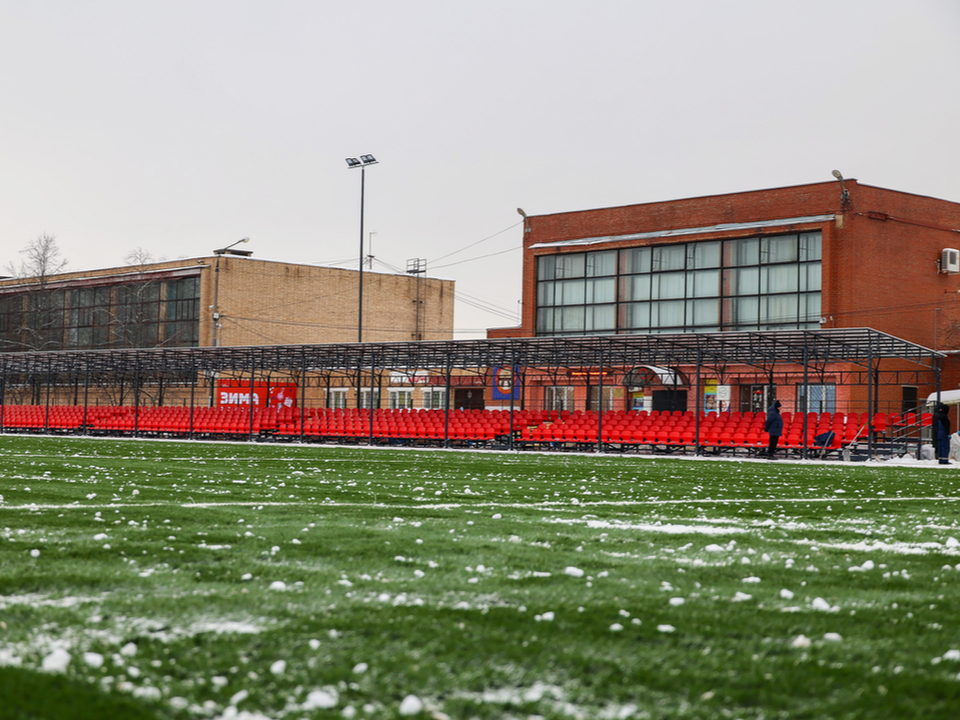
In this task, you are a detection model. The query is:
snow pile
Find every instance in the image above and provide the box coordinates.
[398,695,423,716]
[41,649,71,672]
[810,597,839,612]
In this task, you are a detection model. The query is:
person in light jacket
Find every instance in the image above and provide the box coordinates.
[764,400,783,458]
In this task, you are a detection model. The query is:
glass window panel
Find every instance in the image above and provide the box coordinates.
[761,235,798,264]
[422,388,446,409]
[652,245,685,271]
[545,386,574,411]
[800,292,821,322]
[536,256,555,281]
[761,265,798,294]
[688,241,720,269]
[796,383,835,413]
[558,279,585,305]
[624,302,650,329]
[686,269,720,298]
[390,390,414,409]
[555,253,586,279]
[536,308,554,334]
[729,267,759,295]
[653,272,685,299]
[586,251,616,277]
[141,324,159,346]
[536,281,554,307]
[623,275,650,301]
[652,300,684,327]
[799,232,822,261]
[763,294,798,324]
[585,277,616,303]
[585,304,615,331]
[733,297,759,325]
[728,238,759,267]
[800,262,821,291]
[559,306,585,332]
[686,298,719,326]
[621,246,651,274]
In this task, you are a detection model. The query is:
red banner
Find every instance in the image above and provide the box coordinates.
[217,380,297,408]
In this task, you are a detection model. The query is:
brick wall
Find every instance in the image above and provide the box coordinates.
[490,180,960,349]
[0,256,454,349]
[212,258,454,346]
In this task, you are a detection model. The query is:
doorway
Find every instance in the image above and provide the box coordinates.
[454,388,484,411]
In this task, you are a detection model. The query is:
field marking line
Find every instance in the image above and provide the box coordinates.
[2,495,959,512]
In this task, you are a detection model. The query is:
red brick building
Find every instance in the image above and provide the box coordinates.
[489,179,960,414]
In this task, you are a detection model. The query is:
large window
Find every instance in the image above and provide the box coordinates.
[535,232,821,336]
[0,274,202,352]
[536,250,617,335]
[389,389,414,409]
[422,388,446,409]
[545,385,574,411]
[796,383,836,413]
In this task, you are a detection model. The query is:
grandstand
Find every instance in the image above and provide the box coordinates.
[0,402,935,459]
[0,327,946,459]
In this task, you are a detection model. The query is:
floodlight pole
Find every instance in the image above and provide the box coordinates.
[346,155,378,343]
[359,167,366,343]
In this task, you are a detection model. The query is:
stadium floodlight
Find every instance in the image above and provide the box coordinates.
[831,169,850,207]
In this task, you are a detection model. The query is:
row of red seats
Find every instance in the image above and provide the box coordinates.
[0,404,888,452]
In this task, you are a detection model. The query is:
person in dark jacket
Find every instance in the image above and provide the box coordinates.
[764,400,783,458]
[935,402,951,465]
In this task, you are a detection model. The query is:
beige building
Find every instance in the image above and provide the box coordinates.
[0,255,454,352]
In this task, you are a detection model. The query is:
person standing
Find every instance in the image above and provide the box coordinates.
[935,402,951,465]
[764,400,783,459]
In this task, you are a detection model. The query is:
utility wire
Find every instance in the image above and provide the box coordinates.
[432,245,521,270]
[431,220,523,263]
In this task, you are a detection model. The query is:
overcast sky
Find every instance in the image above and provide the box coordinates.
[2,1,959,337]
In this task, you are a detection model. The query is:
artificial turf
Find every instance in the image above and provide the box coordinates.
[0,436,958,718]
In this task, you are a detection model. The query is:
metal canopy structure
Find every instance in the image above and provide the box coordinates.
[0,327,944,377]
[0,327,945,459]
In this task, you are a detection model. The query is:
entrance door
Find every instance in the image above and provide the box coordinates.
[651,390,688,413]
[743,385,774,413]
[901,386,918,414]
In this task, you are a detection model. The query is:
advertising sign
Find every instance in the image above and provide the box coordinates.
[491,366,519,400]
[217,380,297,408]
[703,380,719,414]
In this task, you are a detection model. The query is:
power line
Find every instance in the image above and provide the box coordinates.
[431,220,523,263]
[432,245,521,270]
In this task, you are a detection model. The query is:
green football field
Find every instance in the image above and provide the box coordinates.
[1,436,959,719]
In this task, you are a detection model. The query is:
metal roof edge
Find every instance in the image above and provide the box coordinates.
[529,215,837,250]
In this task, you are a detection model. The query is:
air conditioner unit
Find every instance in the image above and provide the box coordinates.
[942,248,960,274]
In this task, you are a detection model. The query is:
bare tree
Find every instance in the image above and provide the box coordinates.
[3,234,69,352]
[5,232,68,279]
[124,247,154,266]
[2,234,69,401]
[114,247,162,350]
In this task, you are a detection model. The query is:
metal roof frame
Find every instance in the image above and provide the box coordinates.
[0,328,943,379]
